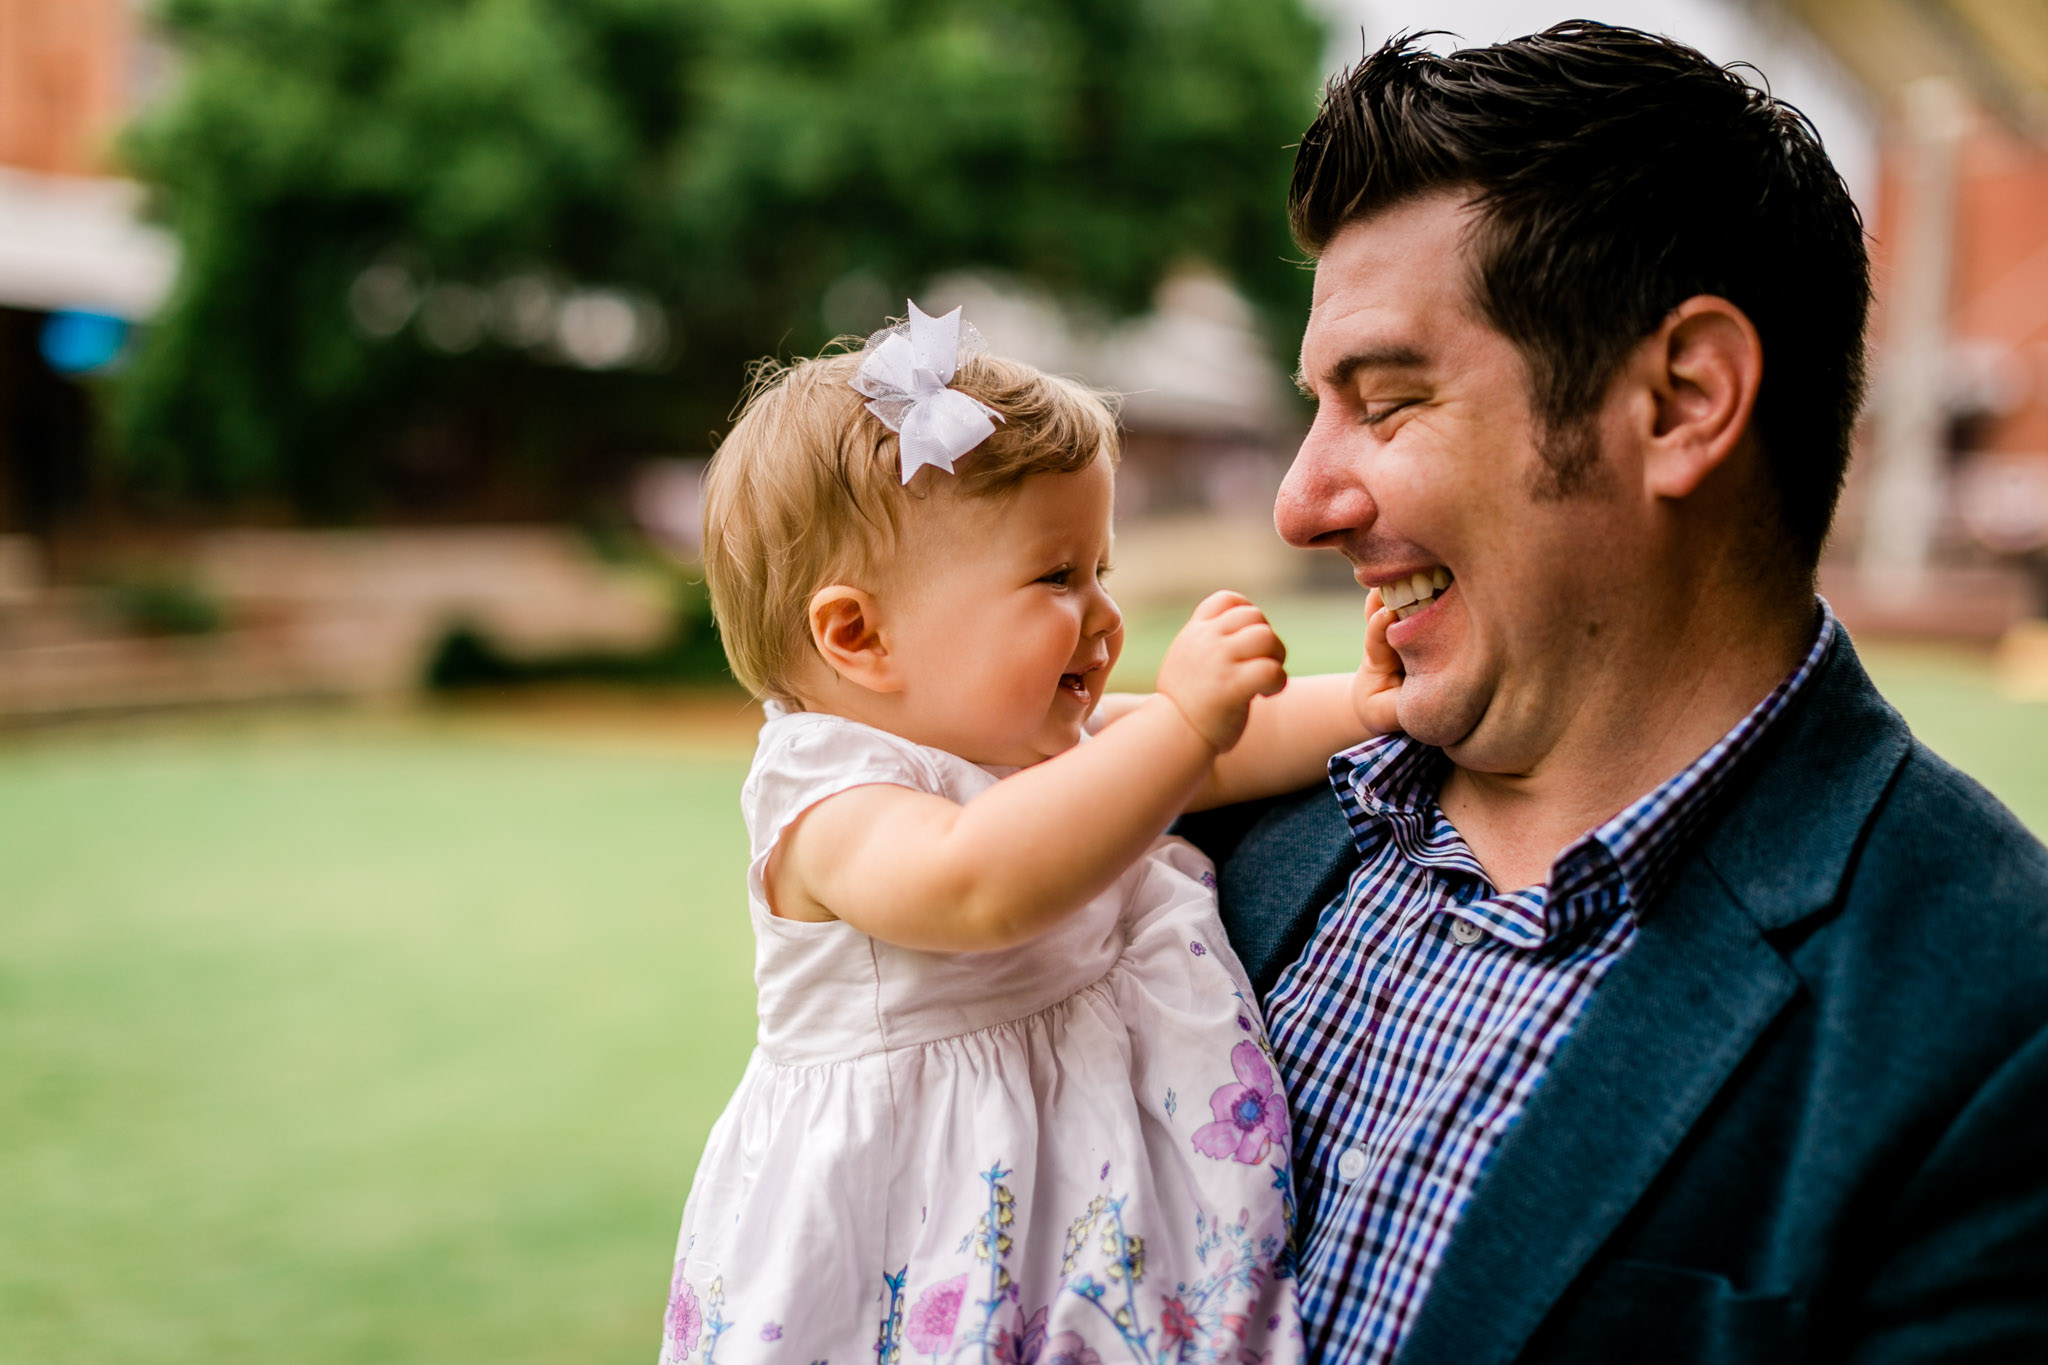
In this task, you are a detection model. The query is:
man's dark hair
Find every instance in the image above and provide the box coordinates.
[1291,22,1871,562]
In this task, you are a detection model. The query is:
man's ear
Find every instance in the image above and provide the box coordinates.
[1635,296,1763,501]
[807,585,901,694]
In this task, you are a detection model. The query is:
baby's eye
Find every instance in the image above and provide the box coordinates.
[1039,566,1074,587]
[1096,562,1114,582]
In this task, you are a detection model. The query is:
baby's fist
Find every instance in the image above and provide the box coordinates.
[1157,591,1287,752]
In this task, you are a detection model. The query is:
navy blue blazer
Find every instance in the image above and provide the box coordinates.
[1180,631,2048,1364]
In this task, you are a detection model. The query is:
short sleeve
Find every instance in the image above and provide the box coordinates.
[740,712,945,869]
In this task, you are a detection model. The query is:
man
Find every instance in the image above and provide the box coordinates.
[1187,22,2048,1365]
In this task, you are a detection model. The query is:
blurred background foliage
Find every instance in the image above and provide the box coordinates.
[114,0,1323,518]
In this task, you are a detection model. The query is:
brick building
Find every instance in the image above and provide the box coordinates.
[1783,0,2048,625]
[0,0,135,175]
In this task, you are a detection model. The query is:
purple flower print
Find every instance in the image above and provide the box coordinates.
[997,1306,1050,1365]
[1189,940,1208,956]
[663,1263,701,1360]
[761,1322,782,1342]
[905,1273,967,1355]
[1199,870,1217,890]
[1041,1332,1103,1365]
[1192,1040,1289,1165]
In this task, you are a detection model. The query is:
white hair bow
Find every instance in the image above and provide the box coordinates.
[850,301,1005,484]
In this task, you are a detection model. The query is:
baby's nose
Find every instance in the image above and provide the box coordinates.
[1088,591,1123,637]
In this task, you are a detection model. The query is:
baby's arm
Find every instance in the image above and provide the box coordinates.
[1191,589,1401,809]
[1096,591,1400,810]
[767,594,1285,954]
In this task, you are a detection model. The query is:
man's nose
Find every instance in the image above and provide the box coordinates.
[1275,415,1378,549]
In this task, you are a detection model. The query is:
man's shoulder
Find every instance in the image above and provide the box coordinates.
[1705,628,2046,920]
[1881,737,2048,895]
[1176,783,1353,996]
[1781,720,2048,938]
[1820,737,2048,996]
[1708,706,2048,1097]
[1706,633,2048,976]
[1176,782,1342,871]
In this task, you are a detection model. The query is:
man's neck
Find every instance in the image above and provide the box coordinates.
[1437,589,1819,893]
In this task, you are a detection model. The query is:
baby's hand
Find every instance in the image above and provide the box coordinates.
[1157,591,1287,753]
[1354,588,1404,735]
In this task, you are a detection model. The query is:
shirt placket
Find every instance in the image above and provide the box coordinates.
[1312,861,1487,1247]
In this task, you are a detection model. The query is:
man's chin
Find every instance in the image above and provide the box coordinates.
[1393,679,1486,753]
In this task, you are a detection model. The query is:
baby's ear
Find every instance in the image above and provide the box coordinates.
[807,585,900,693]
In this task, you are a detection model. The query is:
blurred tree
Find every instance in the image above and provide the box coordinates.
[115,0,1324,517]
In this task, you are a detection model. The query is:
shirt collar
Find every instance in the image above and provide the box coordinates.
[1328,598,1838,939]
[1330,730,1446,817]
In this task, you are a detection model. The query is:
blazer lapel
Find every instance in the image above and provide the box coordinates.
[1393,862,1799,1365]
[1394,633,1914,1365]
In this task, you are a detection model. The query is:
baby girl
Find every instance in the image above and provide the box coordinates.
[661,304,1397,1364]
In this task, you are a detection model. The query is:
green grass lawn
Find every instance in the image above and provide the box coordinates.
[2,604,2043,1364]
[0,719,757,1364]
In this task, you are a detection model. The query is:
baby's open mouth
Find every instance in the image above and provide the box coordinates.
[1380,567,1452,621]
[1059,672,1091,701]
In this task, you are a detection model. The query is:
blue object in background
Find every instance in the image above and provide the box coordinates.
[39,310,130,375]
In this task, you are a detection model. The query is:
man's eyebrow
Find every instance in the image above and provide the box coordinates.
[1294,344,1430,396]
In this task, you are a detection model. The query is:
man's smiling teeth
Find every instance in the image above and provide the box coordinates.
[1382,567,1452,621]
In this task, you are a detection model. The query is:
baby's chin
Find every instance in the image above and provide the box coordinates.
[1012,721,1088,768]
[948,724,1081,769]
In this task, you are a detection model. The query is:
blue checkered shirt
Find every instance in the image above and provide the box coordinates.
[1264,602,1836,1364]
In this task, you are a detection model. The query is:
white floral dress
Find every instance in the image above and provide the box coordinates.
[662,709,1302,1365]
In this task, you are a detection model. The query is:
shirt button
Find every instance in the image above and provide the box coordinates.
[1449,918,1483,945]
[1337,1147,1368,1184]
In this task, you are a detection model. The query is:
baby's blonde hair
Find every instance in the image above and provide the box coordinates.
[702,346,1120,703]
